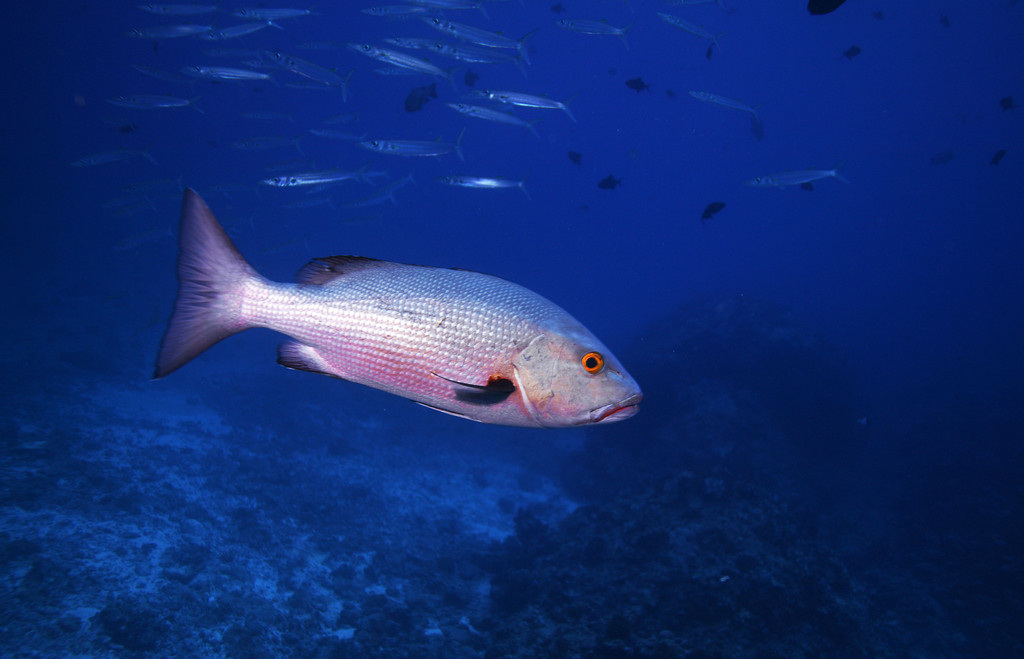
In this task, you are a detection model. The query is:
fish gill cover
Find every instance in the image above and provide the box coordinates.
[1,1,1023,658]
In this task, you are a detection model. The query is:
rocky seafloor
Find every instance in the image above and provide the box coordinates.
[2,296,1021,658]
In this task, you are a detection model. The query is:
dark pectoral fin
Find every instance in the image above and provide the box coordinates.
[431,372,516,405]
[277,341,344,379]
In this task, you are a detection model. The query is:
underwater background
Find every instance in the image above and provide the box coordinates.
[2,1,1022,657]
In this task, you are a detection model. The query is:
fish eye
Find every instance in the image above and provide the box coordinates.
[581,351,605,374]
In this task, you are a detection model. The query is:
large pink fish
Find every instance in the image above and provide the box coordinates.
[154,190,642,427]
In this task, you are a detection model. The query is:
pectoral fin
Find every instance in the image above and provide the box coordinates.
[431,372,515,405]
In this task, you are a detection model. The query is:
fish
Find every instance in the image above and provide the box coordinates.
[404,82,438,112]
[567,151,582,166]
[200,22,280,41]
[447,103,539,138]
[657,13,721,49]
[233,7,314,20]
[420,17,536,64]
[107,94,204,113]
[842,45,861,59]
[262,51,351,89]
[473,89,576,122]
[137,4,218,15]
[556,19,632,49]
[359,130,465,160]
[127,24,212,38]
[991,149,1007,165]
[929,150,955,166]
[347,43,452,81]
[260,167,374,188]
[800,182,814,191]
[437,175,529,199]
[155,190,641,427]
[939,14,950,27]
[745,163,848,187]
[551,3,565,13]
[625,77,650,93]
[361,5,430,18]
[1000,96,1016,111]
[71,148,158,167]
[598,175,621,190]
[807,0,847,15]
[182,65,272,82]
[701,201,725,222]
[688,90,757,117]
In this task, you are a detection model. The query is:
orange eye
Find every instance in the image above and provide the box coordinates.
[581,351,605,374]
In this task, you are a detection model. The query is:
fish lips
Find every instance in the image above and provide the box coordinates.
[588,392,643,424]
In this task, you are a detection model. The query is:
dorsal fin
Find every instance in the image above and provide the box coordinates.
[295,255,390,285]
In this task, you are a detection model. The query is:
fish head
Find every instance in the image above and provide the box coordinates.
[511,329,641,427]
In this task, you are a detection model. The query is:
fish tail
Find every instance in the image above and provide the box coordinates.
[562,92,579,123]
[620,23,633,50]
[189,96,205,114]
[832,161,850,183]
[518,176,531,201]
[454,127,466,161]
[517,29,538,65]
[154,189,261,378]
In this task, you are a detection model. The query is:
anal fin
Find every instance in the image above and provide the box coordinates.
[277,341,344,379]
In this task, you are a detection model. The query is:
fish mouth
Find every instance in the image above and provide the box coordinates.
[589,393,643,424]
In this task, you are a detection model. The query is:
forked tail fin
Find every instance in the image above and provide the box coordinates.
[153,189,260,378]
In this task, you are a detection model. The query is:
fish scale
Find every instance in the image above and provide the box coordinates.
[155,190,641,427]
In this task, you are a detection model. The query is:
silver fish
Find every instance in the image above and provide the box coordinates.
[358,130,465,160]
[127,24,212,38]
[260,167,373,187]
[437,175,529,199]
[200,22,280,40]
[475,90,576,122]
[107,94,204,113]
[657,13,721,46]
[347,43,451,80]
[447,103,539,138]
[555,19,632,49]
[232,7,312,20]
[137,4,218,15]
[745,163,849,188]
[71,148,158,167]
[688,91,757,118]
[155,190,641,427]
[420,17,535,63]
[182,65,271,81]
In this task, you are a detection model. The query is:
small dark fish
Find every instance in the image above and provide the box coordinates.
[665,89,676,99]
[873,11,884,19]
[991,149,1007,165]
[939,14,950,27]
[625,77,650,93]
[930,150,955,166]
[550,2,565,13]
[843,45,861,59]
[464,70,479,87]
[568,150,582,166]
[404,82,437,113]
[1000,96,1016,111]
[597,174,621,190]
[700,201,725,222]
[800,182,814,191]
[706,44,714,60]
[118,123,139,134]
[807,0,847,15]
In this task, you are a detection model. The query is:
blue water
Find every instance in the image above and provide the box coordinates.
[3,1,1022,657]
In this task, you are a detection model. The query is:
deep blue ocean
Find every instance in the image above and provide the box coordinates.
[3,1,1022,657]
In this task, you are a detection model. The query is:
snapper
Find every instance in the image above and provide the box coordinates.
[154,190,642,428]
